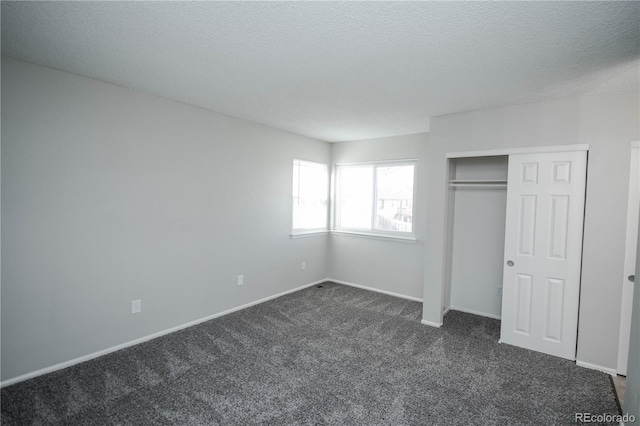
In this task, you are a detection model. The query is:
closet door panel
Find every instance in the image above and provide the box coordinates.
[517,195,537,257]
[548,195,569,260]
[543,277,565,342]
[500,151,587,360]
[514,273,533,335]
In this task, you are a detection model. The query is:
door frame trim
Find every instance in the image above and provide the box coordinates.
[446,144,589,159]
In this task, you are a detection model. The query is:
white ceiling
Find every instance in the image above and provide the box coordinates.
[2,2,639,142]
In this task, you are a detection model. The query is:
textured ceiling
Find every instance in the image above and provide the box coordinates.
[2,2,639,142]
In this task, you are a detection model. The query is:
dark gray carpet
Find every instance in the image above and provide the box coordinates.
[1,282,620,425]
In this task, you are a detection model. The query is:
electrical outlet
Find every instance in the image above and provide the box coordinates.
[301,261,306,270]
[496,287,503,297]
[237,275,244,286]
[131,299,142,314]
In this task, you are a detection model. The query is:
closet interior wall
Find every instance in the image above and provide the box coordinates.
[445,155,509,319]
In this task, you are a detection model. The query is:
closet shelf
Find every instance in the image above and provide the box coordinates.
[449,179,507,188]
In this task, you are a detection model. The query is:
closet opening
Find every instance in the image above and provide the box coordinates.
[443,155,509,326]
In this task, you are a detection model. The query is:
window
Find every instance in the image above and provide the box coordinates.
[292,159,328,234]
[335,161,415,237]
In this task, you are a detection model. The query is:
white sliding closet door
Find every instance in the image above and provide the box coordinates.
[618,143,639,375]
[500,151,587,360]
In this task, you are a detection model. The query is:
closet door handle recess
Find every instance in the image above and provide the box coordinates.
[629,275,635,283]
[507,260,514,267]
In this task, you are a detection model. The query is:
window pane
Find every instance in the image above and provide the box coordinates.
[292,160,328,231]
[337,166,373,229]
[375,165,414,233]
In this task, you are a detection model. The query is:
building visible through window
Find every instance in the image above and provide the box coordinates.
[335,161,415,236]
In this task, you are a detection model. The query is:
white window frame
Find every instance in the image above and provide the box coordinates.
[291,159,329,238]
[332,159,417,241]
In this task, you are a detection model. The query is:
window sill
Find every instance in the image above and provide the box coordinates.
[331,230,417,243]
[290,230,329,239]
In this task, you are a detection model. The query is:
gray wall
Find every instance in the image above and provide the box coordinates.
[423,91,640,370]
[1,57,331,381]
[328,133,428,300]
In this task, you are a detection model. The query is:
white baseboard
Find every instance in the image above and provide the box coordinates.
[442,307,451,315]
[0,278,327,388]
[421,319,442,328]
[449,305,501,320]
[327,278,423,302]
[575,360,617,376]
